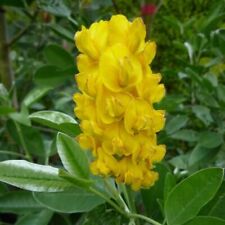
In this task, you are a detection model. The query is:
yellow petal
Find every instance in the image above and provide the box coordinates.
[76,54,97,73]
[128,17,146,53]
[124,99,154,135]
[75,21,108,59]
[137,73,165,103]
[96,86,132,124]
[108,14,130,45]
[76,72,99,97]
[75,26,99,59]
[100,44,142,92]
[139,41,156,65]
[73,93,95,120]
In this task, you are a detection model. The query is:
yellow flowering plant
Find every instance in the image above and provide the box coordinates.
[74,14,166,191]
[0,8,224,225]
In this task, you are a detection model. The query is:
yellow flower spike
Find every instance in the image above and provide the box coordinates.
[73,14,166,190]
[96,86,132,124]
[102,123,139,157]
[124,99,155,135]
[100,44,142,92]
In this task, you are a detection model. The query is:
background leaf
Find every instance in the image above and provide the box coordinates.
[0,160,75,192]
[165,168,224,225]
[166,115,188,135]
[184,216,225,225]
[57,133,89,178]
[29,111,80,136]
[43,44,74,68]
[15,209,53,225]
[0,191,42,213]
[33,190,105,213]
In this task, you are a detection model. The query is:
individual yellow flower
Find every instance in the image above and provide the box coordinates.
[73,14,166,190]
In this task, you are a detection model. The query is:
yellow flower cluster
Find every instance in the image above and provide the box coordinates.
[73,15,165,190]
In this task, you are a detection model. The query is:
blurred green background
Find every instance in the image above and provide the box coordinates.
[0,0,225,224]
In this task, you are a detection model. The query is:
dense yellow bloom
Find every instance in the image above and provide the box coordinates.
[73,15,166,190]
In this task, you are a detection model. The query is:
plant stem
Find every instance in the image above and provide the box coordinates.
[89,185,161,225]
[0,7,18,108]
[0,150,29,159]
[89,186,127,217]
[14,121,32,161]
[129,213,162,225]
[68,16,79,27]
[123,185,140,225]
[147,0,163,39]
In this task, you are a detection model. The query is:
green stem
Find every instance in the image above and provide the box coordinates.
[89,187,127,217]
[104,181,137,225]
[14,121,32,161]
[104,179,130,212]
[124,185,140,225]
[0,7,18,108]
[125,185,137,213]
[129,213,162,225]
[0,150,28,159]
[89,186,161,225]
[68,16,79,27]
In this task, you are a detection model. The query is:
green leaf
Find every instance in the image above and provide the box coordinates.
[165,168,224,225]
[169,154,189,170]
[0,106,15,115]
[29,111,80,136]
[23,86,52,107]
[141,164,170,220]
[197,131,223,148]
[9,105,31,126]
[164,173,176,202]
[37,0,71,17]
[184,42,194,64]
[166,115,188,135]
[15,209,53,225]
[7,121,45,157]
[34,65,75,87]
[0,183,7,196]
[58,169,92,188]
[44,44,74,68]
[79,205,125,225]
[188,145,218,168]
[192,105,213,126]
[201,182,225,219]
[0,191,42,213]
[157,95,186,113]
[57,133,89,178]
[0,83,9,103]
[50,24,74,42]
[33,189,105,213]
[0,160,75,192]
[184,216,225,225]
[0,0,31,7]
[171,129,199,142]
[208,196,225,220]
[217,84,225,103]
